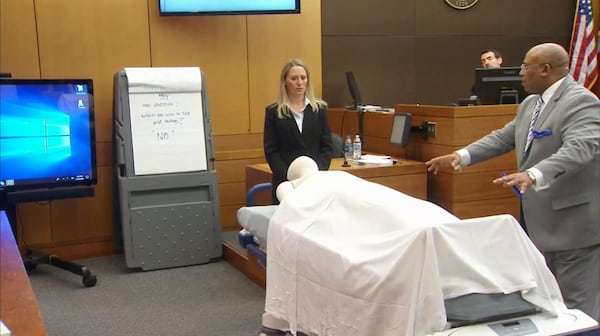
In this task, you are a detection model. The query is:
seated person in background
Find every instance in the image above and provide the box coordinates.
[263,59,333,204]
[469,49,504,96]
[480,48,504,68]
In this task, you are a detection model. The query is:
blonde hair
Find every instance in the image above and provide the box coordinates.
[276,59,327,118]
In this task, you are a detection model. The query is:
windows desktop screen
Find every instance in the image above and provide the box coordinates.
[0,80,96,190]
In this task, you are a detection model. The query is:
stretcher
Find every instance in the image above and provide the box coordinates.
[237,171,597,336]
[237,182,273,281]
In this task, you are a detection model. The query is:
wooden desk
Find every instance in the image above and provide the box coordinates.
[0,211,48,336]
[329,104,520,220]
[245,157,427,205]
[328,108,403,157]
[395,104,520,220]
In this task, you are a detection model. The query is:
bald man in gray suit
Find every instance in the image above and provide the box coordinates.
[426,43,600,321]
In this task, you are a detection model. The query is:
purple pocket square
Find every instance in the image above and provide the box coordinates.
[532,128,552,139]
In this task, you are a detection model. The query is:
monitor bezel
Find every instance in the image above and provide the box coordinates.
[0,78,98,192]
[390,112,413,148]
[158,0,301,16]
[474,67,529,105]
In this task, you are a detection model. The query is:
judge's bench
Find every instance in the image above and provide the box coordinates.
[328,104,520,221]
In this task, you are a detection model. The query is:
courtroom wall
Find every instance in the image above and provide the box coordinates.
[0,0,321,258]
[0,0,596,259]
[322,0,588,107]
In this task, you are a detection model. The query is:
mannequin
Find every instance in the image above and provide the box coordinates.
[276,156,318,202]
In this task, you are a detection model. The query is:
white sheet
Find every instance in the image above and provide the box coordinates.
[237,205,278,248]
[263,171,565,336]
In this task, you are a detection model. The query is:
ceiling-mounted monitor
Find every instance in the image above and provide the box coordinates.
[159,0,301,16]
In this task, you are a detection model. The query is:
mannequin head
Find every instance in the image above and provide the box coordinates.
[276,156,319,202]
[287,156,318,183]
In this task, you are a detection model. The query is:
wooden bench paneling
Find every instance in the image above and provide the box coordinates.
[331,104,521,220]
[0,0,321,260]
[328,108,407,157]
[245,158,428,205]
[214,144,267,231]
[396,104,521,220]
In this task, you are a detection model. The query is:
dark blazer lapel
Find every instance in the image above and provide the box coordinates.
[283,111,303,144]
[301,105,317,142]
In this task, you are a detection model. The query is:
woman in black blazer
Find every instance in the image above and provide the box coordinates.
[263,59,333,204]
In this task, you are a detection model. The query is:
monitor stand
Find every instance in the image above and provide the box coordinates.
[500,89,519,104]
[22,249,97,287]
[2,189,98,287]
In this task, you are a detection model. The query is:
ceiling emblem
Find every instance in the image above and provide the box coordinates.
[444,0,479,10]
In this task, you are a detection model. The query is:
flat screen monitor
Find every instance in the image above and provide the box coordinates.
[0,79,97,195]
[345,71,363,109]
[474,67,530,105]
[390,112,413,148]
[159,0,301,16]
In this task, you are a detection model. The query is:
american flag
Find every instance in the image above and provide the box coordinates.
[569,0,598,90]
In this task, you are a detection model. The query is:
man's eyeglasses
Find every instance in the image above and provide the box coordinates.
[520,62,567,71]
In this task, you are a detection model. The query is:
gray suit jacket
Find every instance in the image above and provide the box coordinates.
[465,75,600,252]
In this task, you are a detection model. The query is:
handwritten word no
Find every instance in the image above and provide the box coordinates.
[155,130,173,142]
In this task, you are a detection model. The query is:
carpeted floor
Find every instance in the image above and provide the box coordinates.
[29,253,266,336]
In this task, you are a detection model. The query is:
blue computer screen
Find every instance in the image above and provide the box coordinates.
[159,0,300,15]
[0,79,97,190]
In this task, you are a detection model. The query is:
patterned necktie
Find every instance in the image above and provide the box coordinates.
[524,96,544,153]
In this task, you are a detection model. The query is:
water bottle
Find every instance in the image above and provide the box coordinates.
[352,134,361,160]
[344,135,353,161]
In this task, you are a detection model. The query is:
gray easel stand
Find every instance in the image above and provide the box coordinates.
[113,69,221,270]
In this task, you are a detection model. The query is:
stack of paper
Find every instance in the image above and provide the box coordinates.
[355,154,394,165]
